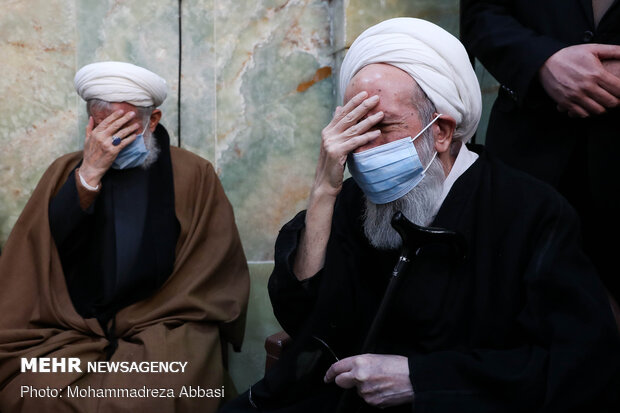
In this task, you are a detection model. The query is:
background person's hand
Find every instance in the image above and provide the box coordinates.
[538,44,620,117]
[324,354,414,408]
[79,110,140,187]
[312,91,383,198]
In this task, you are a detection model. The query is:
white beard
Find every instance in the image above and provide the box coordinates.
[362,157,445,250]
[141,129,161,169]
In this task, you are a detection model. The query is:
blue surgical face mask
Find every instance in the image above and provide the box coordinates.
[111,123,150,170]
[347,114,441,204]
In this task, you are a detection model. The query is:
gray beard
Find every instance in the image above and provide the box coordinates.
[362,157,445,250]
[141,129,161,169]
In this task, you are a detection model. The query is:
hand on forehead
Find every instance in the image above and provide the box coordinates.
[93,102,142,127]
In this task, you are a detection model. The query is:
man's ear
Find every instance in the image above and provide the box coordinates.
[149,109,162,132]
[433,113,456,154]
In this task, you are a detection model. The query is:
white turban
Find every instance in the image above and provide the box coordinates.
[74,61,167,107]
[339,18,481,143]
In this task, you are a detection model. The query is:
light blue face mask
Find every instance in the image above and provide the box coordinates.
[111,123,150,170]
[347,114,442,204]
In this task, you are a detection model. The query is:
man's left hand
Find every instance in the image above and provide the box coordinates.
[324,354,414,408]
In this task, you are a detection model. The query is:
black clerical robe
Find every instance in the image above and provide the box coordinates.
[227,150,620,413]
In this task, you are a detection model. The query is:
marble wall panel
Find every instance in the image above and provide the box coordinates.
[178,0,216,161]
[345,0,459,45]
[0,0,78,245]
[212,0,334,261]
[75,0,180,143]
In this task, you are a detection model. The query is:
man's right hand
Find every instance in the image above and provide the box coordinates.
[292,92,383,281]
[538,44,620,118]
[79,110,140,187]
[312,91,383,198]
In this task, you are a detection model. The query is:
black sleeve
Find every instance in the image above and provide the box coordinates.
[460,0,567,105]
[268,210,324,337]
[408,199,620,412]
[48,169,96,254]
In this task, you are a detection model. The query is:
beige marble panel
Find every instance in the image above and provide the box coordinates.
[0,0,78,245]
[213,0,335,261]
[76,0,180,143]
[177,0,216,161]
[344,0,459,44]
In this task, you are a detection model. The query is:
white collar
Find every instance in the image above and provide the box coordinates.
[431,142,479,220]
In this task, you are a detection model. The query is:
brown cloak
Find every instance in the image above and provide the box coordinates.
[0,147,250,412]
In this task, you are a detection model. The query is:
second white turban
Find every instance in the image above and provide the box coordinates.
[74,61,167,108]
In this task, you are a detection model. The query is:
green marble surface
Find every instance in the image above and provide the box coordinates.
[0,0,79,242]
[213,0,333,261]
[75,0,180,144]
[345,0,460,43]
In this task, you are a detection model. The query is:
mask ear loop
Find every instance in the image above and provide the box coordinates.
[138,122,149,137]
[422,151,438,174]
[411,113,443,142]
[411,113,442,174]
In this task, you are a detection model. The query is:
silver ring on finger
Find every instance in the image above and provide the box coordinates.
[112,135,122,146]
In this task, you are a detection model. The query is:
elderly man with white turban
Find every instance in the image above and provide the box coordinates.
[0,61,249,413]
[221,17,620,413]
